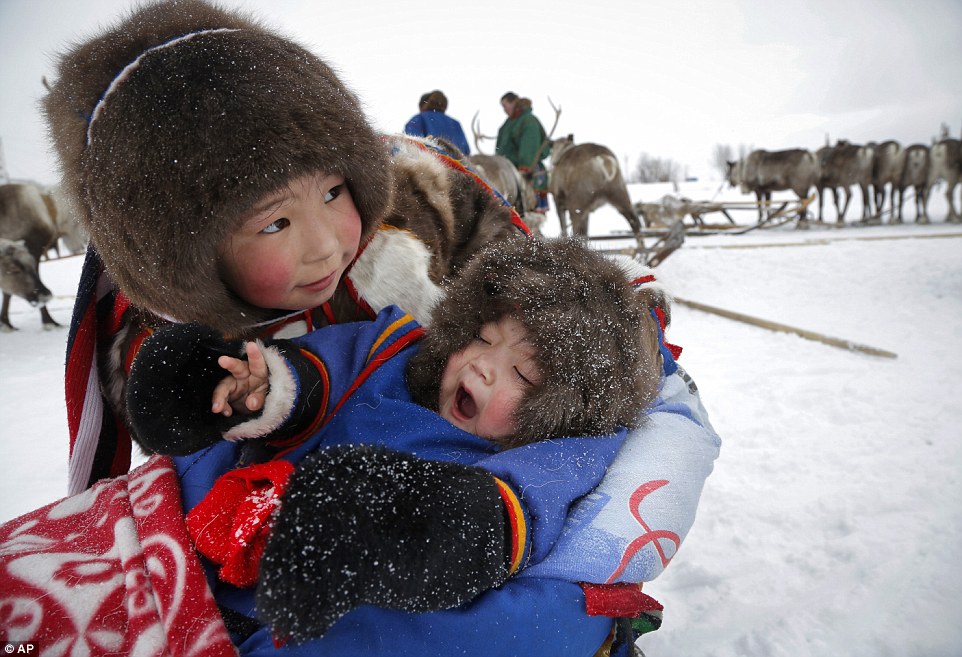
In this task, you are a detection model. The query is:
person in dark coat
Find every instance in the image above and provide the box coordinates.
[496,92,551,213]
[404,89,472,155]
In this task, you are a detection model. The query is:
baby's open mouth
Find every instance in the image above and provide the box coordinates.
[455,385,477,420]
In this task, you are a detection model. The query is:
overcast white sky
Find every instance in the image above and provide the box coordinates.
[1,0,960,184]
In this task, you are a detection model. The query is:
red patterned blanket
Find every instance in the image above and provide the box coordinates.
[0,456,236,656]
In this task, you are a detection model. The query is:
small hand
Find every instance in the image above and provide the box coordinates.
[212,341,270,417]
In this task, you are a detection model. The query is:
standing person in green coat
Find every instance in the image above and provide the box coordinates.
[496,92,551,214]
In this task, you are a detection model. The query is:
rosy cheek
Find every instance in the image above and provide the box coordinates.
[479,391,519,439]
[345,214,362,249]
[240,258,294,303]
[331,204,363,257]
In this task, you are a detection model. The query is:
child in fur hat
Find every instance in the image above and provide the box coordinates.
[33,0,720,653]
[127,236,666,643]
[48,0,525,494]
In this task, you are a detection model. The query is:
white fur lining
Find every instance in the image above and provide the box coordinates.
[608,254,672,307]
[349,228,444,327]
[224,342,297,441]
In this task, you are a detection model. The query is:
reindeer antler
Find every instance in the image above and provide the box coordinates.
[471,112,497,155]
[528,97,562,170]
[545,97,562,140]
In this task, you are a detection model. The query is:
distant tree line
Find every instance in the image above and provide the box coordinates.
[629,153,688,184]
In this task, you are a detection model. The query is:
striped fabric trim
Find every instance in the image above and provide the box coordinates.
[66,362,103,496]
[268,349,330,450]
[628,269,684,365]
[65,248,128,495]
[275,317,425,460]
[652,307,682,362]
[493,477,528,575]
[65,276,98,459]
[367,313,417,362]
[107,291,131,334]
[325,325,425,423]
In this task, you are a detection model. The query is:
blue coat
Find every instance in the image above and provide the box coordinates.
[404,110,471,155]
[175,306,628,656]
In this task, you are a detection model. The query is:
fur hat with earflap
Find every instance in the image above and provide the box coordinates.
[407,237,665,448]
[43,0,392,335]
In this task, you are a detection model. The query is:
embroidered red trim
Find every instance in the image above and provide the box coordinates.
[494,477,527,575]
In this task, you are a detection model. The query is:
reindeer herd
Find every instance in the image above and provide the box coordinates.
[727,138,962,226]
[471,101,962,250]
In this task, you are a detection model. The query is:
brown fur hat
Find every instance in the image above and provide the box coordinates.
[407,237,663,447]
[43,0,391,333]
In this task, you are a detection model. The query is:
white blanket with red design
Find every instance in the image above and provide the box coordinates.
[0,455,236,656]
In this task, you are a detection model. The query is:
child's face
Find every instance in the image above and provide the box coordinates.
[219,172,362,311]
[438,316,541,444]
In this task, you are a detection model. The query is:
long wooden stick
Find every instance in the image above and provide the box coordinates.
[674,297,898,359]
[685,231,962,250]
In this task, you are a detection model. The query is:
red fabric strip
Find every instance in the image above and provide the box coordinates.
[654,306,683,359]
[580,582,664,618]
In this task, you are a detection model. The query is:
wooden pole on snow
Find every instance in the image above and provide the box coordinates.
[674,297,898,359]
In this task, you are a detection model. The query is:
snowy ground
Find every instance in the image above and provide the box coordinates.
[1,181,961,656]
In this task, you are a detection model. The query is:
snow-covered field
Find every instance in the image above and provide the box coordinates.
[1,181,961,656]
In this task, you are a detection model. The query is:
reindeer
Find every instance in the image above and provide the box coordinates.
[726,149,817,224]
[927,138,961,223]
[870,140,905,222]
[896,144,930,223]
[465,153,543,234]
[815,141,875,224]
[467,154,531,213]
[0,183,60,329]
[0,238,54,331]
[547,135,644,251]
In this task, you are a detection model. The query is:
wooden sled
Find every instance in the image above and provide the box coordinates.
[590,195,817,266]
[635,194,816,235]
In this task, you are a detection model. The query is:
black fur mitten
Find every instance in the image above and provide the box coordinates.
[127,322,248,455]
[257,444,512,642]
